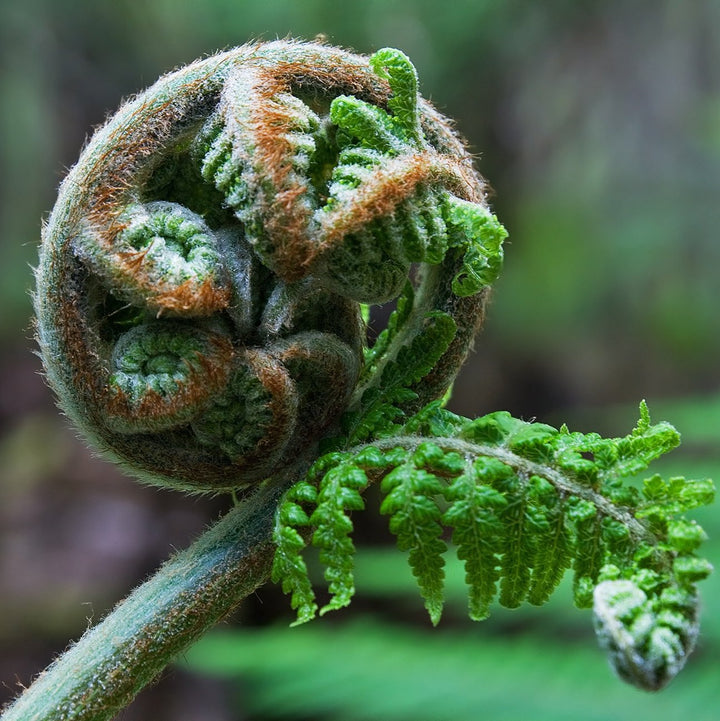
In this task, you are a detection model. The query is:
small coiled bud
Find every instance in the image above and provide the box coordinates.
[106,321,234,433]
[35,40,505,492]
[593,579,700,690]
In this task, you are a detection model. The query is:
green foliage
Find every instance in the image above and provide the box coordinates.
[273,401,714,689]
[443,195,507,297]
[312,459,368,616]
[380,445,450,624]
[326,48,507,300]
[345,295,458,443]
[443,457,508,619]
[360,281,414,373]
[271,480,319,625]
[369,47,422,145]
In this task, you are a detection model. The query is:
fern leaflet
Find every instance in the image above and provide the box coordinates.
[379,445,451,625]
[311,460,368,616]
[271,479,319,625]
[442,458,508,620]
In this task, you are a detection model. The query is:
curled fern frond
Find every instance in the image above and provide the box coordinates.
[273,402,713,689]
[593,575,702,691]
[36,41,504,493]
[30,35,711,719]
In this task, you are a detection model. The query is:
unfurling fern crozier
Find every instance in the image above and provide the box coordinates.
[36,42,504,493]
[274,397,714,691]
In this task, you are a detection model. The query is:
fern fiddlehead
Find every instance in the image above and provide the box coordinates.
[10,38,712,721]
[35,41,502,494]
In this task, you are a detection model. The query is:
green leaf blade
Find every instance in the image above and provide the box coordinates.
[527,487,573,606]
[311,463,369,616]
[381,463,447,624]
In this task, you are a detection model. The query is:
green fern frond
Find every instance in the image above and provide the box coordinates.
[569,498,605,608]
[381,311,458,389]
[443,196,507,297]
[526,478,573,605]
[346,310,457,443]
[496,473,552,608]
[639,473,715,518]
[273,402,713,688]
[369,47,422,145]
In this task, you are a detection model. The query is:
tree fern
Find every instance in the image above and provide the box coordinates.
[272,479,319,625]
[496,472,551,608]
[526,478,572,606]
[18,35,713,720]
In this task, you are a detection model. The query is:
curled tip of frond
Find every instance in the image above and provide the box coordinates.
[593,578,700,691]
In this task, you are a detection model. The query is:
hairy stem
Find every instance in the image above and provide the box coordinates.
[0,479,288,721]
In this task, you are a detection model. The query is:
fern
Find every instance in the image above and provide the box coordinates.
[361,281,414,374]
[25,35,712,720]
[526,477,572,606]
[325,48,507,300]
[312,458,368,616]
[443,457,508,620]
[273,401,714,689]
[344,306,457,443]
[495,472,551,608]
[379,445,451,624]
[271,479,319,625]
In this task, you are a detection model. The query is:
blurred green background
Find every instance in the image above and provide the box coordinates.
[1,0,719,719]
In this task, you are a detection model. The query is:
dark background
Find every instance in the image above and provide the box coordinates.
[1,1,719,719]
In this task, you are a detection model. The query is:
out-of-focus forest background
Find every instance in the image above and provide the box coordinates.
[1,1,719,719]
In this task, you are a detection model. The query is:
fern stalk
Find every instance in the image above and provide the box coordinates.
[1,479,288,721]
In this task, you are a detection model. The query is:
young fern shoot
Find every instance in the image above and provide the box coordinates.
[8,39,712,721]
[274,401,713,690]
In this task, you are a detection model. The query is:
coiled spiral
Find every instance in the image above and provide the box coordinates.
[35,41,505,492]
